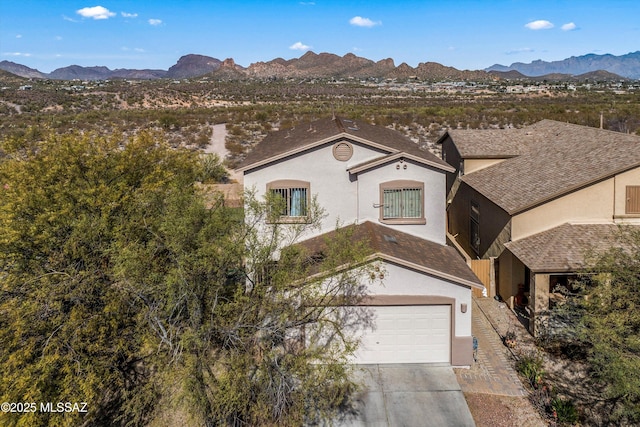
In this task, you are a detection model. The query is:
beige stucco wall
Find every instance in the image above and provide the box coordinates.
[367,262,473,338]
[512,178,614,240]
[614,167,640,222]
[464,158,508,174]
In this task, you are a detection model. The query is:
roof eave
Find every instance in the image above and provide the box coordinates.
[238,132,400,173]
[379,253,484,289]
[348,152,455,174]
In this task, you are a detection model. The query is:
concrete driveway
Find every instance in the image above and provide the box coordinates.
[335,364,475,427]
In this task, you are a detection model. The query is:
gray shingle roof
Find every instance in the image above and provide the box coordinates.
[458,120,640,214]
[444,128,528,158]
[298,221,482,288]
[504,223,624,273]
[239,116,451,172]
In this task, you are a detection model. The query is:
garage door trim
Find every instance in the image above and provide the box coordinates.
[352,304,452,364]
[360,294,455,306]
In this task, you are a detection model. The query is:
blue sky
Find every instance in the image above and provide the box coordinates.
[1,0,638,73]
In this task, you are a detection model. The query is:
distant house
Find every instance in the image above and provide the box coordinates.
[439,120,640,335]
[238,116,482,365]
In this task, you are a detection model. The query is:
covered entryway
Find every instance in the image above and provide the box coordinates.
[353,305,451,364]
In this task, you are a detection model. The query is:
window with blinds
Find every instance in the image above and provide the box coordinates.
[383,188,422,219]
[379,180,425,224]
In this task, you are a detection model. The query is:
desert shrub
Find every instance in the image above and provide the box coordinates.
[551,396,579,424]
[516,351,545,389]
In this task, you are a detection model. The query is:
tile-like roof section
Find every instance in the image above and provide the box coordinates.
[443,128,528,158]
[459,120,640,214]
[443,120,586,158]
[504,223,624,273]
[298,221,482,289]
[239,116,450,171]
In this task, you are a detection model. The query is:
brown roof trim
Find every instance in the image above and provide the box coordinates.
[239,116,451,173]
[378,253,484,289]
[237,133,347,172]
[348,151,455,174]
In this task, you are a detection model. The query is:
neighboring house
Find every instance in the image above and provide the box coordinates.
[439,120,640,335]
[238,116,483,365]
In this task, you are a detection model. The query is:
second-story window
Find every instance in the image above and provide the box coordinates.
[379,180,426,225]
[267,180,310,222]
[470,200,480,255]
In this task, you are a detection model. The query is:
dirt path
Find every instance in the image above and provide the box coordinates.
[203,123,243,184]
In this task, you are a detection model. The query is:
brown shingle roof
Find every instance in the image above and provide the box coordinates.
[504,222,624,273]
[239,116,451,172]
[459,120,640,214]
[298,221,482,289]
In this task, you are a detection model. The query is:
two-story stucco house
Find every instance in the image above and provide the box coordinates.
[238,116,482,366]
[439,120,640,335]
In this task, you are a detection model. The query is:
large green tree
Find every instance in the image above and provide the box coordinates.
[0,131,372,426]
[579,227,640,424]
[546,226,640,424]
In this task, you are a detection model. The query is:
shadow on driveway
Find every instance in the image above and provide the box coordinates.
[335,364,475,427]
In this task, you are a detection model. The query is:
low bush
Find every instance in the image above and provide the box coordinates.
[516,352,545,389]
[551,396,579,424]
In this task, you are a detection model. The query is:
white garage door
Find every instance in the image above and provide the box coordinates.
[353,305,451,364]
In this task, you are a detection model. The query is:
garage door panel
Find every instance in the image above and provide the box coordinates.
[353,305,451,364]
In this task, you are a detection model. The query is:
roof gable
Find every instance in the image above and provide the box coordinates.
[239,116,451,173]
[504,222,622,273]
[298,221,482,289]
[459,120,640,214]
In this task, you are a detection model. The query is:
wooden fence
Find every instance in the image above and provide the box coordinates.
[470,259,491,297]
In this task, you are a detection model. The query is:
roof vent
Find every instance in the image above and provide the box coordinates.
[333,141,353,161]
[383,234,397,243]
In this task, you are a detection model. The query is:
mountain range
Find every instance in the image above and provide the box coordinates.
[1,51,638,81]
[487,51,640,79]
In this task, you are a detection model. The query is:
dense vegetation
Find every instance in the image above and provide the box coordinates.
[542,227,640,425]
[1,76,639,168]
[0,131,375,426]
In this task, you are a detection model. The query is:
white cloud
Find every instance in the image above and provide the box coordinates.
[122,12,138,18]
[16,34,22,39]
[122,46,145,52]
[561,22,577,31]
[3,52,32,57]
[506,47,534,55]
[76,6,116,20]
[148,19,162,26]
[290,41,311,51]
[349,16,381,28]
[55,36,63,41]
[525,20,554,30]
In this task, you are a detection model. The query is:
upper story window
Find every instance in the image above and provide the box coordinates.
[267,180,310,223]
[379,180,426,225]
[470,200,480,255]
